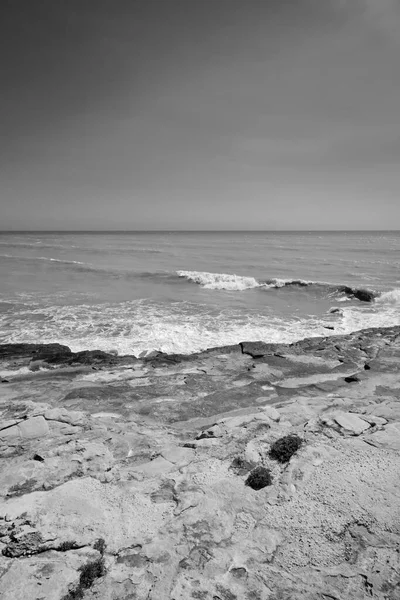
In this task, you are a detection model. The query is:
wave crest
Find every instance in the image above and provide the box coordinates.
[376,289,400,304]
[176,270,379,301]
[177,270,262,290]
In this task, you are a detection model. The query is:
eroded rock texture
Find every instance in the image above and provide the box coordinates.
[0,326,400,599]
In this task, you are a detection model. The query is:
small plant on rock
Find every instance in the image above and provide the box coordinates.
[93,538,106,555]
[245,466,273,490]
[58,540,77,552]
[269,434,302,463]
[61,558,105,600]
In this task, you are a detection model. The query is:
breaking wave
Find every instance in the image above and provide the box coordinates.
[376,289,400,304]
[177,270,261,290]
[176,270,380,301]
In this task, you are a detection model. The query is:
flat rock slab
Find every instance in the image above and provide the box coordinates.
[333,412,371,435]
[0,416,49,440]
[131,456,175,478]
[365,422,400,450]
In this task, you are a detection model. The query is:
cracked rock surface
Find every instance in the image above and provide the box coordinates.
[0,327,400,599]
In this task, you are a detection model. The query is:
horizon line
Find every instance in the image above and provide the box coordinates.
[0,229,399,234]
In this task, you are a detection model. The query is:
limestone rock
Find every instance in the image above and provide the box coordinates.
[44,407,87,427]
[196,424,223,439]
[333,412,371,435]
[244,440,261,464]
[0,416,49,440]
[262,405,281,421]
[1,328,400,600]
[365,422,400,450]
[131,456,175,478]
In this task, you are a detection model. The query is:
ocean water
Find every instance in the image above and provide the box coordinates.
[0,231,399,356]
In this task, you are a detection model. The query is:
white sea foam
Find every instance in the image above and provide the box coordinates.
[376,288,400,304]
[1,293,399,358]
[338,304,400,334]
[176,271,343,294]
[0,254,86,265]
[177,270,263,291]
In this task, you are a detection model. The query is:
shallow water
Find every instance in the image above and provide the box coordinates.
[0,231,399,355]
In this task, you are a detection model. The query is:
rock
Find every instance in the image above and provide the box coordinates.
[0,552,83,600]
[131,456,175,478]
[18,416,49,439]
[229,457,255,476]
[0,419,18,431]
[353,288,375,302]
[0,343,72,360]
[2,530,44,557]
[33,453,45,462]
[329,307,343,314]
[337,287,375,302]
[196,424,223,439]
[240,341,276,358]
[262,405,281,421]
[1,327,400,600]
[365,422,400,450]
[218,412,271,430]
[44,408,87,427]
[344,374,360,383]
[353,413,387,427]
[244,441,261,464]
[161,445,195,466]
[192,438,221,448]
[333,412,371,435]
[0,416,49,440]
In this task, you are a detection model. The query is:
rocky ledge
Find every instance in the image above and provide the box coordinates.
[0,326,400,600]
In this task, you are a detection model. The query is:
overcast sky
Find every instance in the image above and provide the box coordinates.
[1,0,399,230]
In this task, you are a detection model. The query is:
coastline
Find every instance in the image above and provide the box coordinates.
[1,324,400,599]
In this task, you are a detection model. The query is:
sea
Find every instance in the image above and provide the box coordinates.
[0,231,399,357]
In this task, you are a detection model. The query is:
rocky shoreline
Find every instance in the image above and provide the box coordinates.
[1,326,400,599]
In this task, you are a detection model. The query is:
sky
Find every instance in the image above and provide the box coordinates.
[1,0,399,230]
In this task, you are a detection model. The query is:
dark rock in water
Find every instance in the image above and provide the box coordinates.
[245,466,273,490]
[364,364,371,370]
[269,435,302,463]
[338,287,375,303]
[353,289,375,302]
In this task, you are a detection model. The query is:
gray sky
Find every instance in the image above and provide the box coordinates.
[1,0,399,230]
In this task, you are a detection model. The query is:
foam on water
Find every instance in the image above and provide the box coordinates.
[177,270,263,290]
[376,288,400,304]
[1,293,398,357]
[0,254,86,265]
[1,233,399,357]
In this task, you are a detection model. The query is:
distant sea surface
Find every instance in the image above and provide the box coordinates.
[0,231,399,356]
